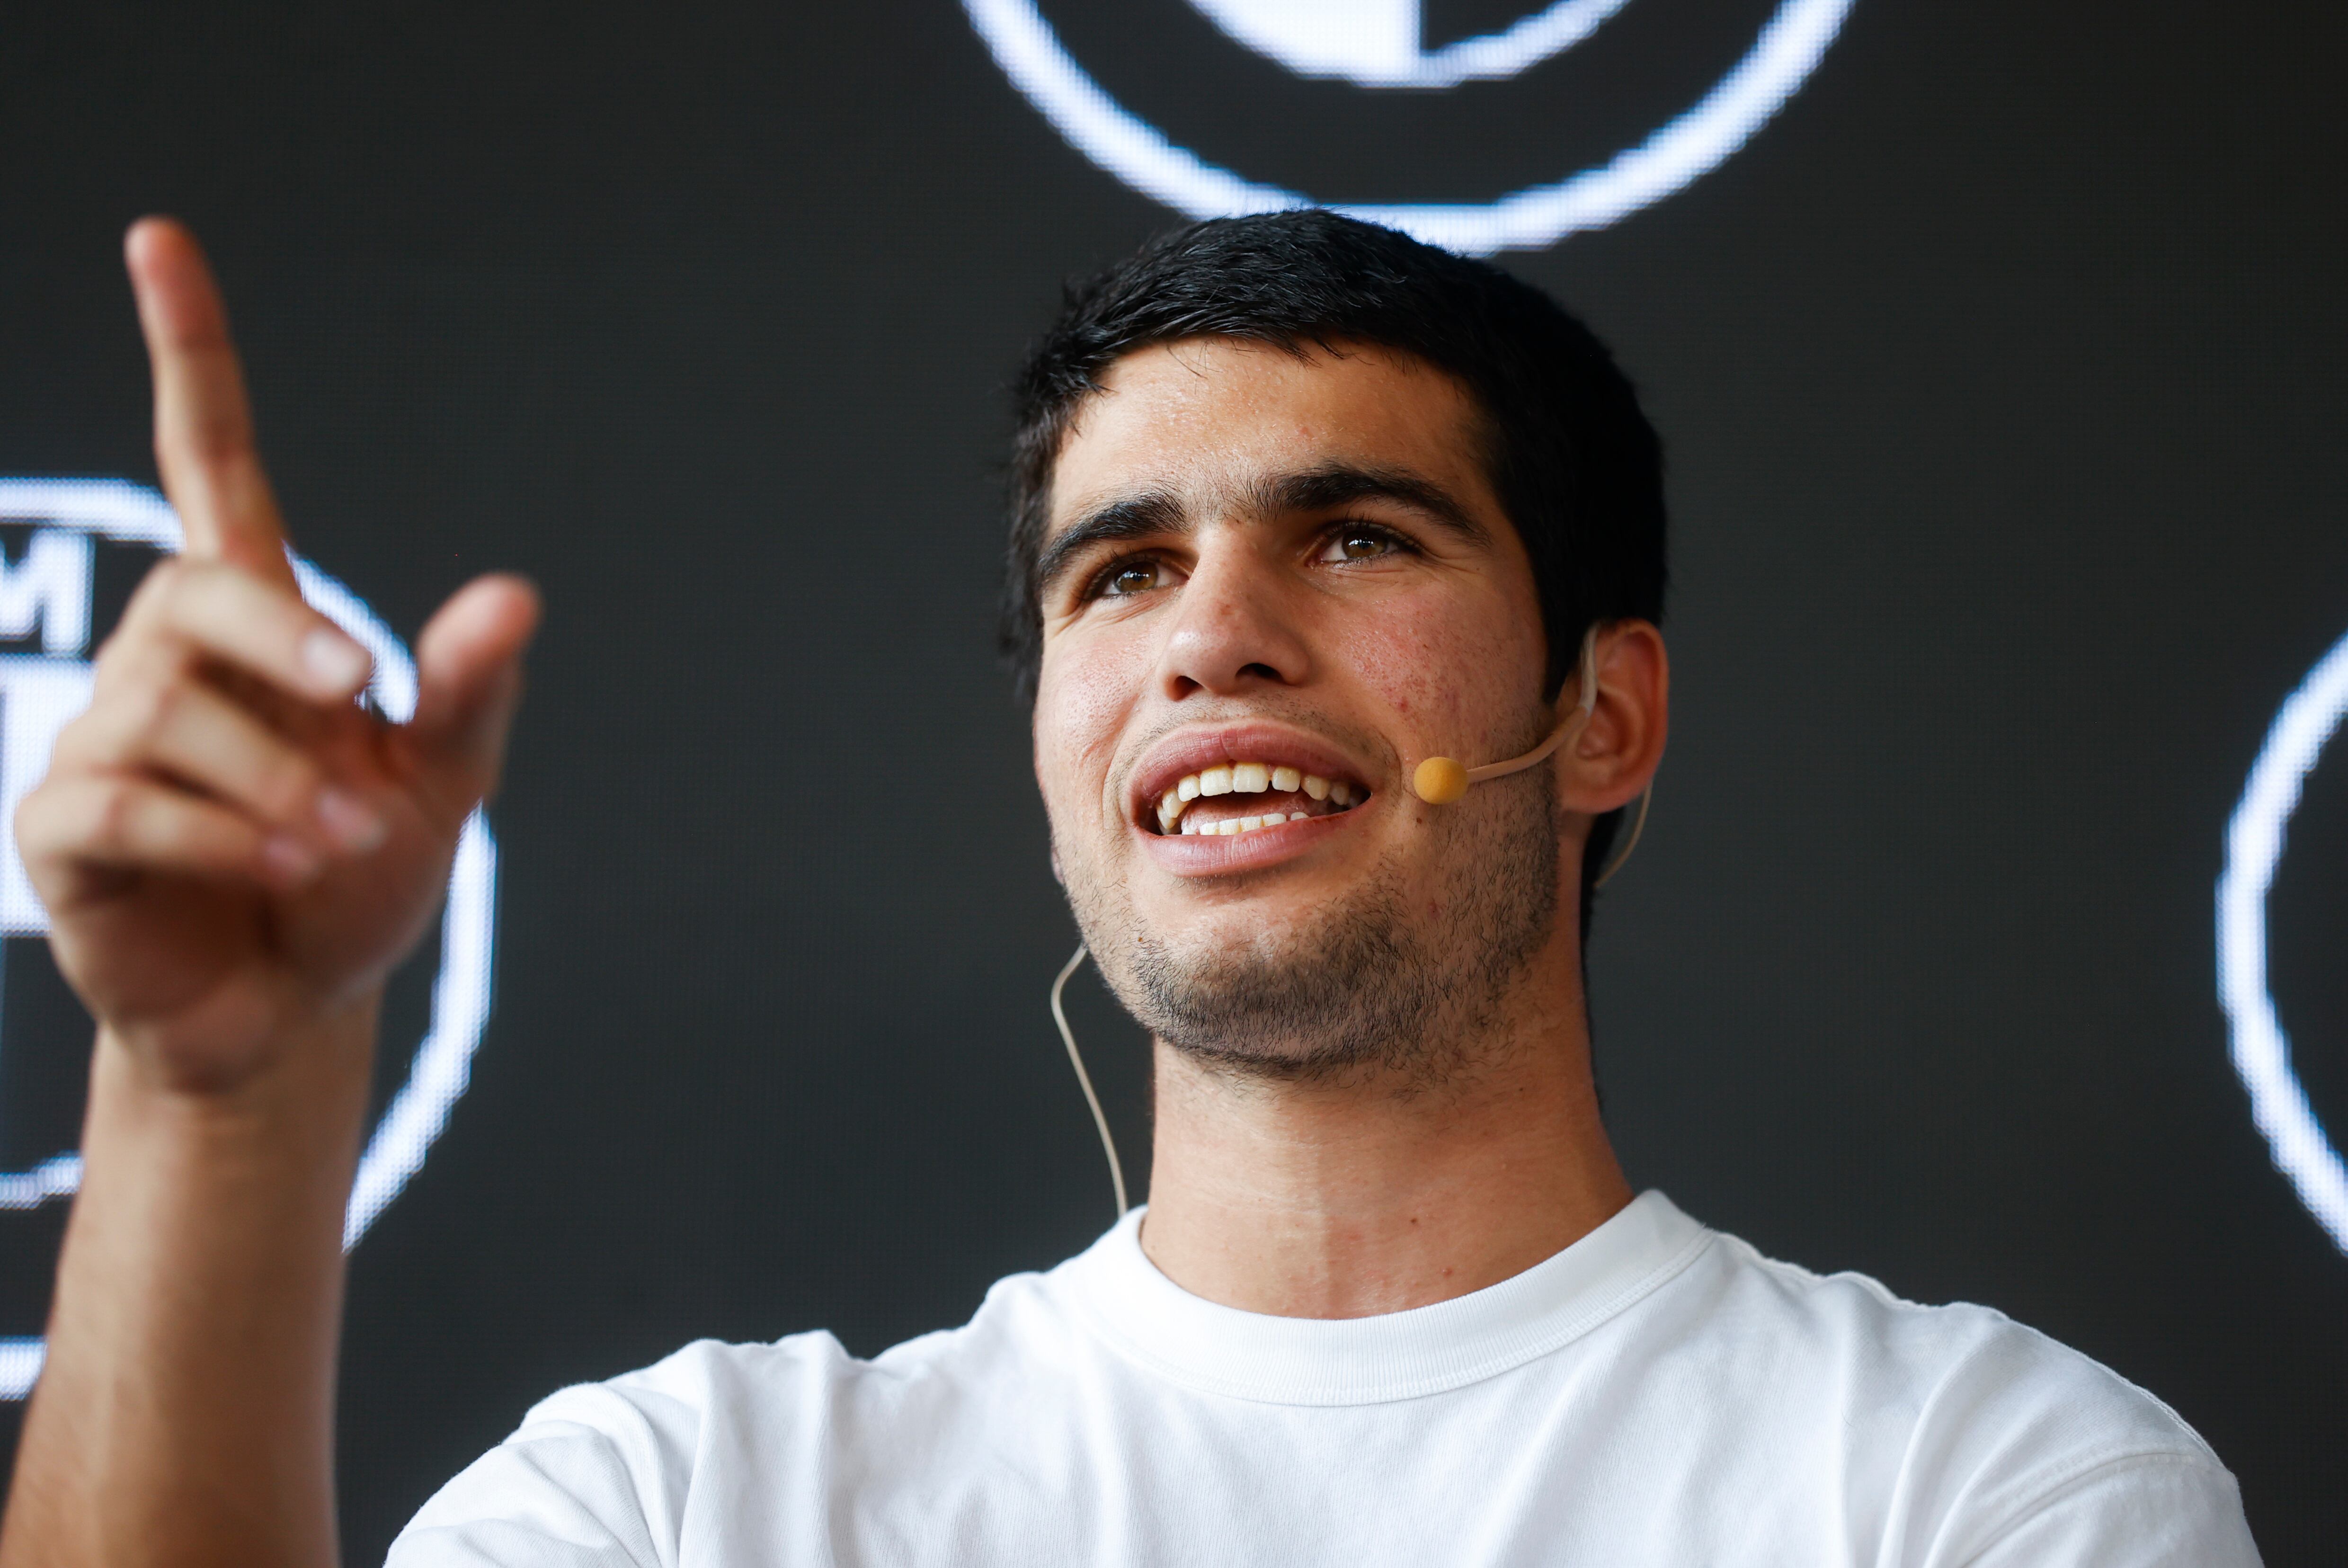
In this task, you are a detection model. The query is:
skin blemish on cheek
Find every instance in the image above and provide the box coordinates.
[1332,556,1550,766]
[1343,621,1483,749]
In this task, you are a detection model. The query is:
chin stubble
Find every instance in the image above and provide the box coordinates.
[1067,769,1561,1088]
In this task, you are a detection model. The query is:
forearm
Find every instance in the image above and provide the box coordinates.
[0,1001,379,1568]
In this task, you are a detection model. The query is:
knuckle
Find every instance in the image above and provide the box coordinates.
[123,676,186,749]
[83,777,137,851]
[147,557,240,624]
[129,557,193,624]
[11,800,71,901]
[86,635,130,688]
[12,782,57,854]
[89,644,178,716]
[46,707,98,769]
[60,672,169,767]
[127,555,184,606]
[186,411,251,464]
[97,571,184,665]
[255,752,320,822]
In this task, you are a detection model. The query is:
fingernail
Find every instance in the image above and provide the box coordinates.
[315,788,388,853]
[302,629,371,694]
[262,834,321,885]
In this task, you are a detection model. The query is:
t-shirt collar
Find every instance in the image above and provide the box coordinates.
[1057,1188,1711,1406]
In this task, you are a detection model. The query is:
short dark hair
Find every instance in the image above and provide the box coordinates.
[1000,209,1668,918]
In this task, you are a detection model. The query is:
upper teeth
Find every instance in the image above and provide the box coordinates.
[1152,762,1359,834]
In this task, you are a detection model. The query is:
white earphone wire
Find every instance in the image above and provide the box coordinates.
[1593,783,1651,889]
[1050,944,1129,1220]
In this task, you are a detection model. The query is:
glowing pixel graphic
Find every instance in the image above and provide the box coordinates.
[1184,0,1635,89]
[2219,626,2348,1254]
[963,0,1857,254]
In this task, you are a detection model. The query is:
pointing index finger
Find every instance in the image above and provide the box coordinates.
[124,217,296,586]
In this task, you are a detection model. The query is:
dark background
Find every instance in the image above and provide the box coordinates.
[1,0,2344,1560]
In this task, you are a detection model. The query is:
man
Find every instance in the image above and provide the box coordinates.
[0,212,2259,1566]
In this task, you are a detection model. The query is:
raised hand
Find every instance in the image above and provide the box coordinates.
[0,220,543,1568]
[15,219,539,1090]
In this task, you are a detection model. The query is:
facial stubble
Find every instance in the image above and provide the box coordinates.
[1067,773,1563,1089]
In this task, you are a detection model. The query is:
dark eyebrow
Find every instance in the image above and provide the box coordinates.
[1034,490,1188,599]
[1033,465,1489,603]
[1263,464,1493,548]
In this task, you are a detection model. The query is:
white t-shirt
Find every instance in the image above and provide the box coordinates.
[391,1192,2259,1566]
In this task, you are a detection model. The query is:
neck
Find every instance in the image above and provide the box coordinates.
[1136,941,1633,1319]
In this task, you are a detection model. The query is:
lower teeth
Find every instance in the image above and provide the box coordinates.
[1185,811,1302,836]
[1157,790,1364,836]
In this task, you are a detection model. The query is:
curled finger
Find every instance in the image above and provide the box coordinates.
[17,774,320,897]
[106,557,373,709]
[53,671,383,855]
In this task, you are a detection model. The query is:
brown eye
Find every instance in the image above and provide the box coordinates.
[1323,530,1397,563]
[1104,561,1163,597]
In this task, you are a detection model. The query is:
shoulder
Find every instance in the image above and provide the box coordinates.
[388,1276,1074,1566]
[1656,1222,2253,1563]
[386,1333,859,1566]
[516,1260,1074,1430]
[1699,1230,2216,1459]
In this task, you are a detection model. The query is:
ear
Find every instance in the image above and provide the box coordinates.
[1559,620,1668,815]
[1049,844,1066,887]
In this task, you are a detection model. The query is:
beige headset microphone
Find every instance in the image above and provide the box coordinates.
[1410,623,1653,886]
[1053,622,1653,1220]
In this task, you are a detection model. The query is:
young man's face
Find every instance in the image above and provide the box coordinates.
[1031,339,1574,1078]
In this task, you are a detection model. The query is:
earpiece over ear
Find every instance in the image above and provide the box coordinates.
[1409,622,1655,887]
[1412,624,1601,805]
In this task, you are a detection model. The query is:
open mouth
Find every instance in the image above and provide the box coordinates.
[1147,760,1370,837]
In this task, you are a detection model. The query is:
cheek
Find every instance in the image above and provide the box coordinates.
[1334,590,1546,753]
[1033,628,1156,822]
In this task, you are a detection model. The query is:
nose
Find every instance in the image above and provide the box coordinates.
[1153,529,1312,700]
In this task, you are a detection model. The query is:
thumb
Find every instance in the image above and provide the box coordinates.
[406,574,541,818]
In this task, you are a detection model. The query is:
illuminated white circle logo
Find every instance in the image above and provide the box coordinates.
[2218,626,2348,1255]
[963,0,1858,253]
[0,479,500,1397]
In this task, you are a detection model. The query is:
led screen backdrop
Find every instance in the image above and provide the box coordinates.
[1,1,2345,1560]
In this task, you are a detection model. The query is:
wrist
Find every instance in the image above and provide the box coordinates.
[16,1003,374,1568]
[96,983,382,1103]
[89,994,382,1183]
